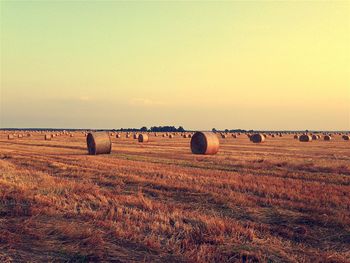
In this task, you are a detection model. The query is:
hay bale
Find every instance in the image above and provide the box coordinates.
[191,132,219,155]
[324,135,332,141]
[126,134,130,138]
[116,134,121,138]
[294,135,299,139]
[169,134,174,138]
[312,135,318,140]
[299,135,312,142]
[133,134,139,139]
[8,134,14,140]
[232,134,237,138]
[18,134,23,138]
[138,134,149,143]
[45,134,51,141]
[221,134,227,139]
[250,133,265,143]
[342,135,349,141]
[87,132,112,155]
[27,134,32,137]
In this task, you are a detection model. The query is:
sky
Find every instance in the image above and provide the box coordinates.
[1,1,349,131]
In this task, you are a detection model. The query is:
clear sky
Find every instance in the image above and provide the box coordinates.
[1,1,349,130]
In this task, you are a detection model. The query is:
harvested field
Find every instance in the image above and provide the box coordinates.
[0,132,349,262]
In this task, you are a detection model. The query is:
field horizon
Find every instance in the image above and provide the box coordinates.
[1,128,350,133]
[1,130,349,262]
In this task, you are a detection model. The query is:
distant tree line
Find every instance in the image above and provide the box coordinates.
[212,128,251,133]
[117,126,186,132]
[149,126,185,132]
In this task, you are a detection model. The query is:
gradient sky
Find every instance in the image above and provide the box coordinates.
[1,1,349,130]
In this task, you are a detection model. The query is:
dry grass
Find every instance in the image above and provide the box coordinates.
[0,132,349,262]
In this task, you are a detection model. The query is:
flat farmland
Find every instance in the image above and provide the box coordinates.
[0,132,349,262]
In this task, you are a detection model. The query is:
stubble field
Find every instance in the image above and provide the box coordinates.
[0,131,349,262]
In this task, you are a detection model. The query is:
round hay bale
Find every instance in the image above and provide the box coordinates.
[232,134,237,138]
[299,135,312,142]
[294,135,299,139]
[190,132,219,155]
[250,133,265,143]
[70,134,74,137]
[169,134,174,138]
[312,135,318,140]
[87,132,112,155]
[18,134,23,138]
[126,134,130,138]
[138,134,149,143]
[133,134,139,139]
[221,134,227,139]
[342,135,349,141]
[188,134,192,138]
[116,134,121,138]
[8,134,14,140]
[27,133,32,137]
[324,135,332,141]
[45,135,51,141]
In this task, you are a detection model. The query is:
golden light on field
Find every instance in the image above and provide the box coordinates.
[0,130,349,261]
[1,1,349,130]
